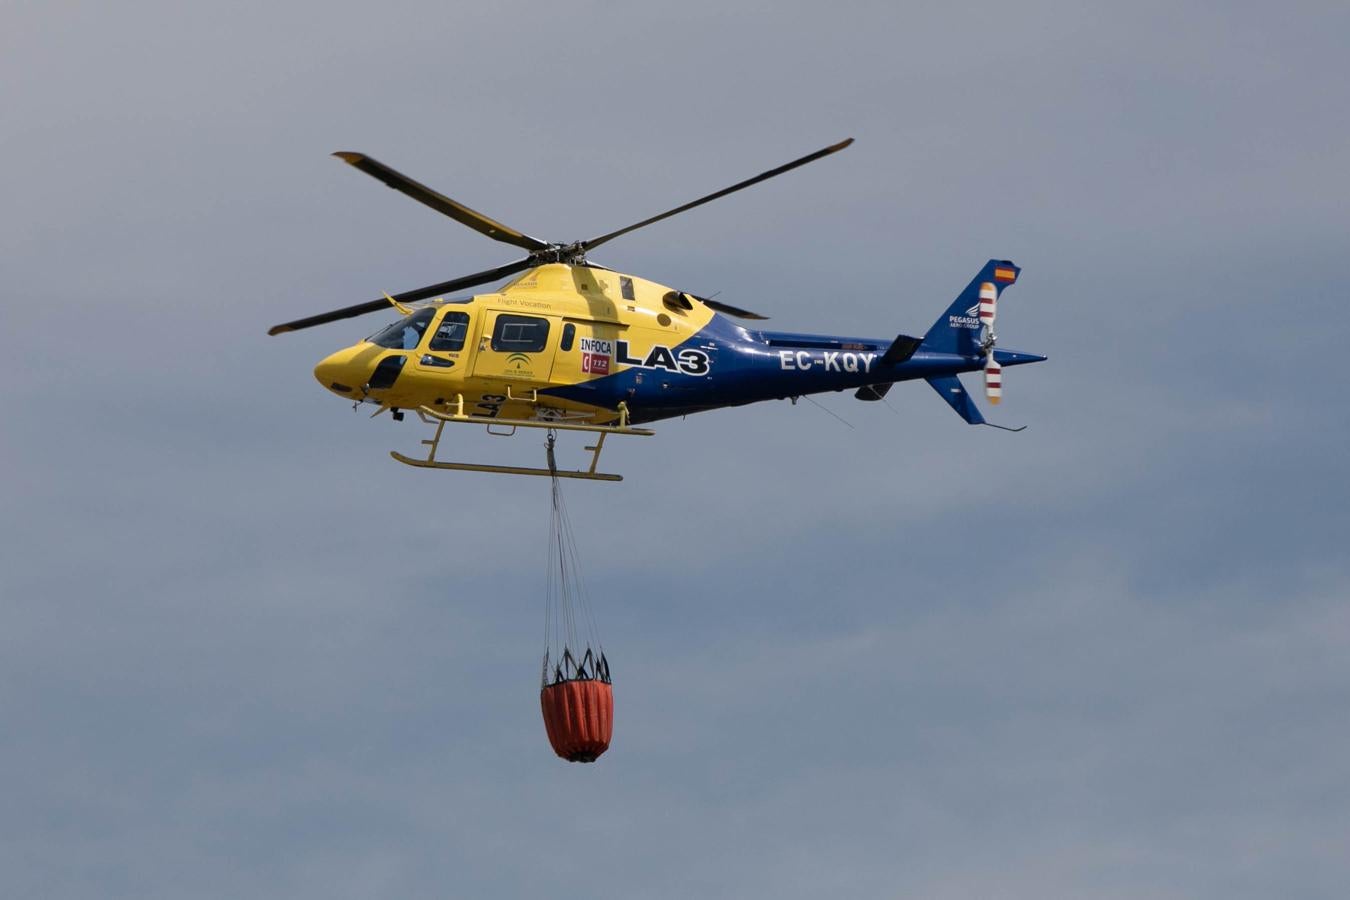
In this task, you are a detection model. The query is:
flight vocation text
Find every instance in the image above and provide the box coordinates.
[777,350,877,373]
[615,340,710,375]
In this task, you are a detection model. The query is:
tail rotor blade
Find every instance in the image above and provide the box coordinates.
[978,281,997,331]
[984,357,1003,405]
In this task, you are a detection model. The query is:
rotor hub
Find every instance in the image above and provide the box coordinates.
[527,242,588,266]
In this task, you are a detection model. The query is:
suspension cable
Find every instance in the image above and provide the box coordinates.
[542,430,607,685]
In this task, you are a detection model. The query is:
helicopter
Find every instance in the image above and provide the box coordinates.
[270,139,1046,481]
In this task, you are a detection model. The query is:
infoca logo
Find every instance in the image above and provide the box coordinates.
[579,337,612,355]
[579,337,612,375]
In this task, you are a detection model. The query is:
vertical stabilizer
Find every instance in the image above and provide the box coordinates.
[921,260,1020,355]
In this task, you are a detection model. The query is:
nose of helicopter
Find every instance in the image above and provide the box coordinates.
[313,346,365,395]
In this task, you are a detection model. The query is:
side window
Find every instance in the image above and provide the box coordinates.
[560,323,576,352]
[430,311,470,352]
[491,314,550,353]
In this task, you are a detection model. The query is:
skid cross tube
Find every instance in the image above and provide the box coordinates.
[389,400,653,481]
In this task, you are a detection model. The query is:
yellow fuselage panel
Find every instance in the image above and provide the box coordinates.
[313,264,716,421]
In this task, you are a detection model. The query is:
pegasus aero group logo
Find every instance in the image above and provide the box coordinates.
[949,302,982,331]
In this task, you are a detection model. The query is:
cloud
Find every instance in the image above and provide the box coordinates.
[3,2,1348,897]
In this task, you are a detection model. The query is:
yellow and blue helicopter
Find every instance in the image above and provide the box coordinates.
[270,140,1045,481]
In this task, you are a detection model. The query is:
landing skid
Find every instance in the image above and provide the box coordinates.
[390,399,653,481]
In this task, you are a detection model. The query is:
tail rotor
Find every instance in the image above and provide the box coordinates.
[923,260,1043,430]
[978,280,1003,405]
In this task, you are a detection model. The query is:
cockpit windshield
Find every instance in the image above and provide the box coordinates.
[367,308,435,349]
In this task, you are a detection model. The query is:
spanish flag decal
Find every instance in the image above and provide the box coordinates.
[994,267,1017,282]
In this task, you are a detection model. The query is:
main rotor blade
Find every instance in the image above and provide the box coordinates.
[701,297,769,320]
[580,138,853,253]
[672,290,769,320]
[267,258,533,335]
[333,152,550,252]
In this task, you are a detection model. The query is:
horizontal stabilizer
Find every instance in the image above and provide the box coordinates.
[879,334,923,366]
[926,375,985,425]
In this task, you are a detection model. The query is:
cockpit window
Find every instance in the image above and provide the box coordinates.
[367,308,435,350]
[430,311,470,352]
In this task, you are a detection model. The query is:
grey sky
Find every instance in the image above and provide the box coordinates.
[3,2,1348,898]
